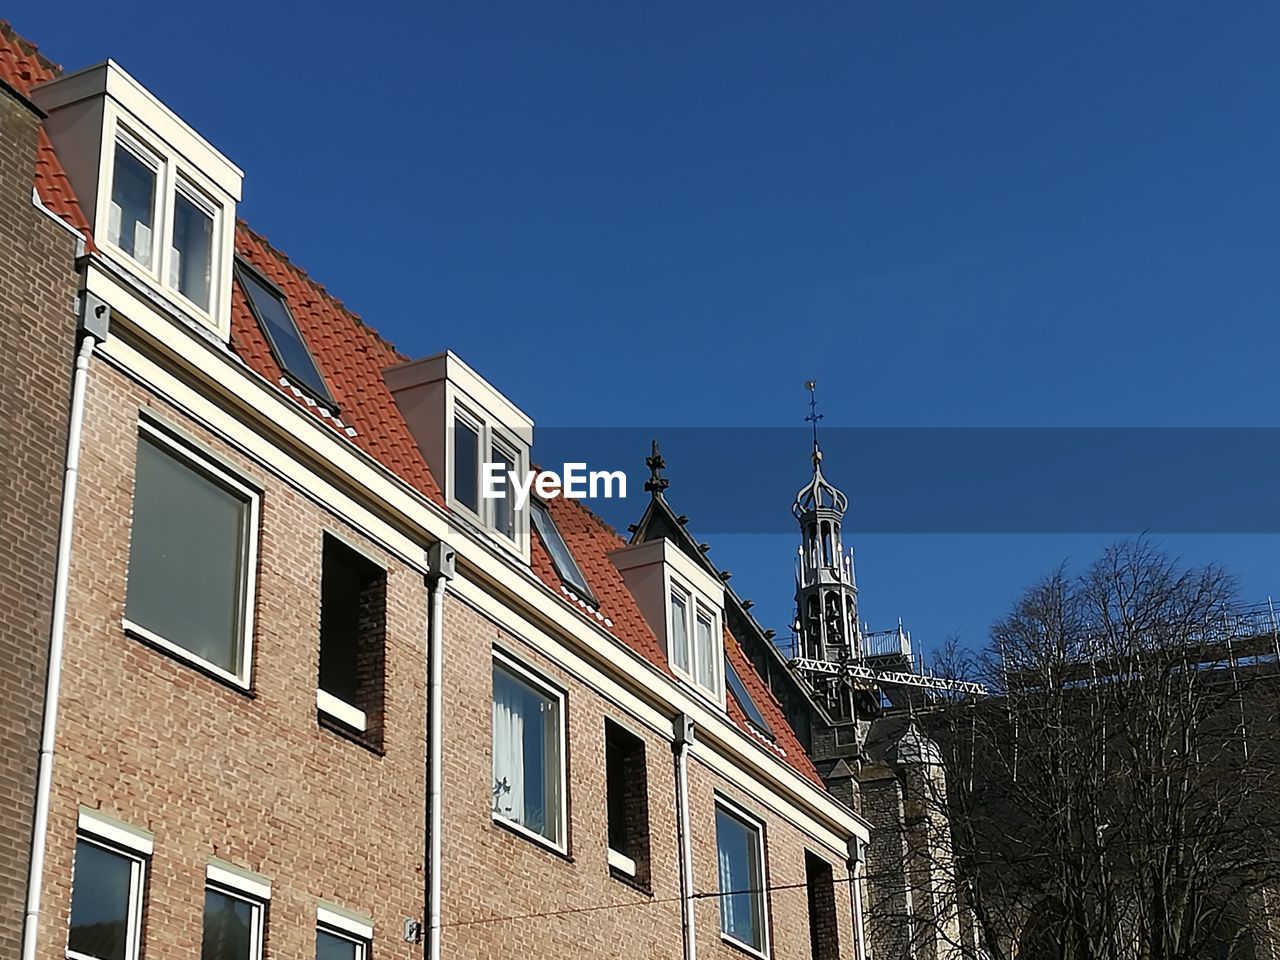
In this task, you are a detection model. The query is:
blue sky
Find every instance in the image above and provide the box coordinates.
[20,2,1280,652]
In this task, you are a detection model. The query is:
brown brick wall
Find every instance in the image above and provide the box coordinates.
[0,86,81,958]
[34,356,860,959]
[37,366,429,959]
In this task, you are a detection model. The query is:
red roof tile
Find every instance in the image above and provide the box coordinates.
[0,22,93,241]
[11,19,825,793]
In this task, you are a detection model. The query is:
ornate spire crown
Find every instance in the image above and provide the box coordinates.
[792,380,848,519]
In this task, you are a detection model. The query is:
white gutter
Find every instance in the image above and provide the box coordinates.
[425,541,456,960]
[22,324,102,960]
[672,714,698,960]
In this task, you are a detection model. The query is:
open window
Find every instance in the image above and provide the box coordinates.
[318,534,386,741]
[726,658,775,740]
[605,719,650,887]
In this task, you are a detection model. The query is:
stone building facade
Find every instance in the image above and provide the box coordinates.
[1,20,871,960]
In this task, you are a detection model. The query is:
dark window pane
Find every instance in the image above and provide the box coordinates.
[726,659,775,738]
[717,806,765,950]
[127,433,251,676]
[202,887,256,960]
[237,266,333,405]
[109,143,155,264]
[530,502,596,603]
[319,535,386,733]
[454,418,479,513]
[490,445,515,539]
[173,190,213,310]
[317,929,359,960]
[68,840,134,960]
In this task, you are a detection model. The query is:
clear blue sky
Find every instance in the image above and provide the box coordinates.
[20,2,1280,652]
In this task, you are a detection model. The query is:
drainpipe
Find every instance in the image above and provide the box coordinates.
[672,713,697,960]
[424,541,455,960]
[847,836,869,960]
[22,292,110,960]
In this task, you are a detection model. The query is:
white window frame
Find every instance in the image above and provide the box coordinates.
[123,420,260,689]
[316,904,372,960]
[169,174,221,316]
[106,129,161,275]
[67,811,151,960]
[491,647,569,854]
[715,796,771,960]
[204,861,269,960]
[103,120,225,324]
[666,574,724,704]
[447,400,528,552]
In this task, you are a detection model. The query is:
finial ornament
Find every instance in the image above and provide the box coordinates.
[804,379,824,467]
[644,439,670,494]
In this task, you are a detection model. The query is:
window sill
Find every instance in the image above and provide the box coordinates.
[720,933,770,960]
[123,619,253,696]
[607,857,652,897]
[316,689,367,731]
[606,847,636,876]
[491,813,570,861]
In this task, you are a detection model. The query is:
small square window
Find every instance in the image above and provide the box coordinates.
[317,926,367,960]
[172,182,215,311]
[125,424,258,686]
[605,720,650,887]
[108,138,157,268]
[716,801,769,956]
[67,837,146,960]
[202,884,265,960]
[318,535,386,740]
[491,652,566,849]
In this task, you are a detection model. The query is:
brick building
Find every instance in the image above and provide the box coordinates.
[0,22,872,960]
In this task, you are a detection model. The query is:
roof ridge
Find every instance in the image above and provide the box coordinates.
[236,220,412,362]
[0,20,63,80]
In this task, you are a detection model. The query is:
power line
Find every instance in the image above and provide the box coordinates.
[440,875,856,929]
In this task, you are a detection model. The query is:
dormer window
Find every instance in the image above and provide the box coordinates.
[32,61,243,340]
[385,351,533,560]
[611,539,726,705]
[667,580,722,700]
[101,126,225,319]
[108,134,157,266]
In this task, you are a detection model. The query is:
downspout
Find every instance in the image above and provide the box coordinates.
[22,292,110,960]
[425,541,455,960]
[847,836,869,960]
[672,713,697,960]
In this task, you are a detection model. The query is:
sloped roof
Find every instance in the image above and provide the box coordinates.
[0,22,93,240]
[6,20,824,789]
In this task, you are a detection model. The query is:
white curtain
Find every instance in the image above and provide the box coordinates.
[695,613,716,690]
[492,674,525,824]
[718,837,738,935]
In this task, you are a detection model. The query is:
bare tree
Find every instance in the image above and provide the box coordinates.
[867,541,1280,960]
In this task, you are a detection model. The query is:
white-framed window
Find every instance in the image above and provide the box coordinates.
[202,863,269,960]
[315,906,372,960]
[67,811,152,960]
[667,578,723,701]
[107,132,158,271]
[716,798,770,958]
[103,124,224,320]
[124,420,259,688]
[491,649,567,851]
[449,403,527,549]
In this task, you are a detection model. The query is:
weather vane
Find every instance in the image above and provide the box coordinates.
[804,380,824,463]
